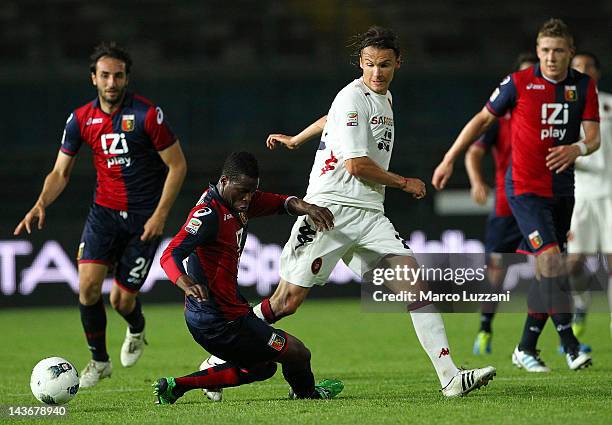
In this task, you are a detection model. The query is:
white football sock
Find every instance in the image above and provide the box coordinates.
[410,303,459,387]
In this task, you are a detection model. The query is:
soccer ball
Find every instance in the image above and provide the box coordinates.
[30,357,79,405]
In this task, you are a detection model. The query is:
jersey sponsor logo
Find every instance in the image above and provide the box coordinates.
[370,116,394,126]
[529,230,543,249]
[377,129,392,152]
[121,114,135,132]
[346,111,358,126]
[185,218,202,235]
[540,103,569,140]
[295,220,316,249]
[526,83,545,90]
[267,332,286,352]
[193,207,212,217]
[489,88,500,102]
[311,257,322,274]
[564,85,577,102]
[438,347,450,358]
[320,150,338,176]
[101,133,132,168]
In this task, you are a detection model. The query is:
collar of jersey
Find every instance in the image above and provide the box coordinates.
[534,63,575,85]
[207,183,245,219]
[93,91,134,116]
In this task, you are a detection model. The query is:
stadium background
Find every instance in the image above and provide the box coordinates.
[1,0,611,307]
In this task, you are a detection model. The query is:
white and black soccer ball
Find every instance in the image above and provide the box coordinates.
[30,357,79,405]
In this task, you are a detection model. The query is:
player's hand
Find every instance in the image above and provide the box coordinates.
[141,212,166,241]
[305,205,335,231]
[266,134,301,150]
[432,160,454,190]
[402,178,426,199]
[546,145,581,173]
[14,203,46,235]
[470,182,490,205]
[176,275,208,302]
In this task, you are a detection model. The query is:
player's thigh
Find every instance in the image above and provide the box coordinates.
[596,198,612,253]
[77,203,120,266]
[280,205,357,288]
[507,193,558,254]
[347,211,412,278]
[114,212,161,293]
[187,314,290,368]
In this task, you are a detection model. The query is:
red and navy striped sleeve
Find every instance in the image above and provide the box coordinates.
[160,206,218,284]
[485,74,517,117]
[59,112,83,156]
[474,119,500,150]
[247,191,291,219]
[582,78,600,122]
[144,105,177,151]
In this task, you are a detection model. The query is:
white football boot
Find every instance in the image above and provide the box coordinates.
[200,355,226,402]
[79,359,112,388]
[120,328,147,367]
[566,349,592,370]
[441,366,496,397]
[512,346,551,372]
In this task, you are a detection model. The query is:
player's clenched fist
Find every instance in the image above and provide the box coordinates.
[402,178,426,199]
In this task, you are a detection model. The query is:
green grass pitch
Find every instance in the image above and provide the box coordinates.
[2,299,611,424]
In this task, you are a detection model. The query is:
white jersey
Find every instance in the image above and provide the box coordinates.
[575,90,612,200]
[304,78,394,212]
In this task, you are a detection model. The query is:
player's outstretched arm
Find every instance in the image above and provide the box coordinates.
[465,144,490,205]
[14,151,76,235]
[345,156,426,199]
[266,115,327,150]
[432,107,497,191]
[286,198,334,231]
[546,121,601,173]
[141,141,187,241]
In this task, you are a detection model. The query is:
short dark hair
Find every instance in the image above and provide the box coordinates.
[537,18,574,49]
[351,26,400,61]
[514,52,537,71]
[89,41,132,74]
[221,152,259,180]
[573,51,601,71]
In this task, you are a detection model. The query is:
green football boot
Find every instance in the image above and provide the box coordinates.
[153,377,180,405]
[473,331,492,355]
[289,379,344,399]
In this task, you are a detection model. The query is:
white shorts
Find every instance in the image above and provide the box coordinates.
[279,203,413,287]
[567,197,612,254]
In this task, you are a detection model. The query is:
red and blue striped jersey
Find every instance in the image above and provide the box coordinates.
[474,113,513,216]
[60,92,177,214]
[486,64,599,197]
[160,184,291,322]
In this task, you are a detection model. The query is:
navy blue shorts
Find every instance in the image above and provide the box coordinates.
[484,214,523,254]
[507,193,574,254]
[77,203,160,292]
[186,312,288,368]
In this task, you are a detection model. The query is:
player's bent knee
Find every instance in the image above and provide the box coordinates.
[241,362,278,383]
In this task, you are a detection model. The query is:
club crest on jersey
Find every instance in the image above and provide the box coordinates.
[311,257,323,274]
[121,114,135,132]
[564,85,577,102]
[267,332,286,352]
[346,111,358,126]
[185,218,202,235]
[529,230,543,249]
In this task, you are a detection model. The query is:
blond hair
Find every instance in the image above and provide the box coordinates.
[537,18,574,48]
